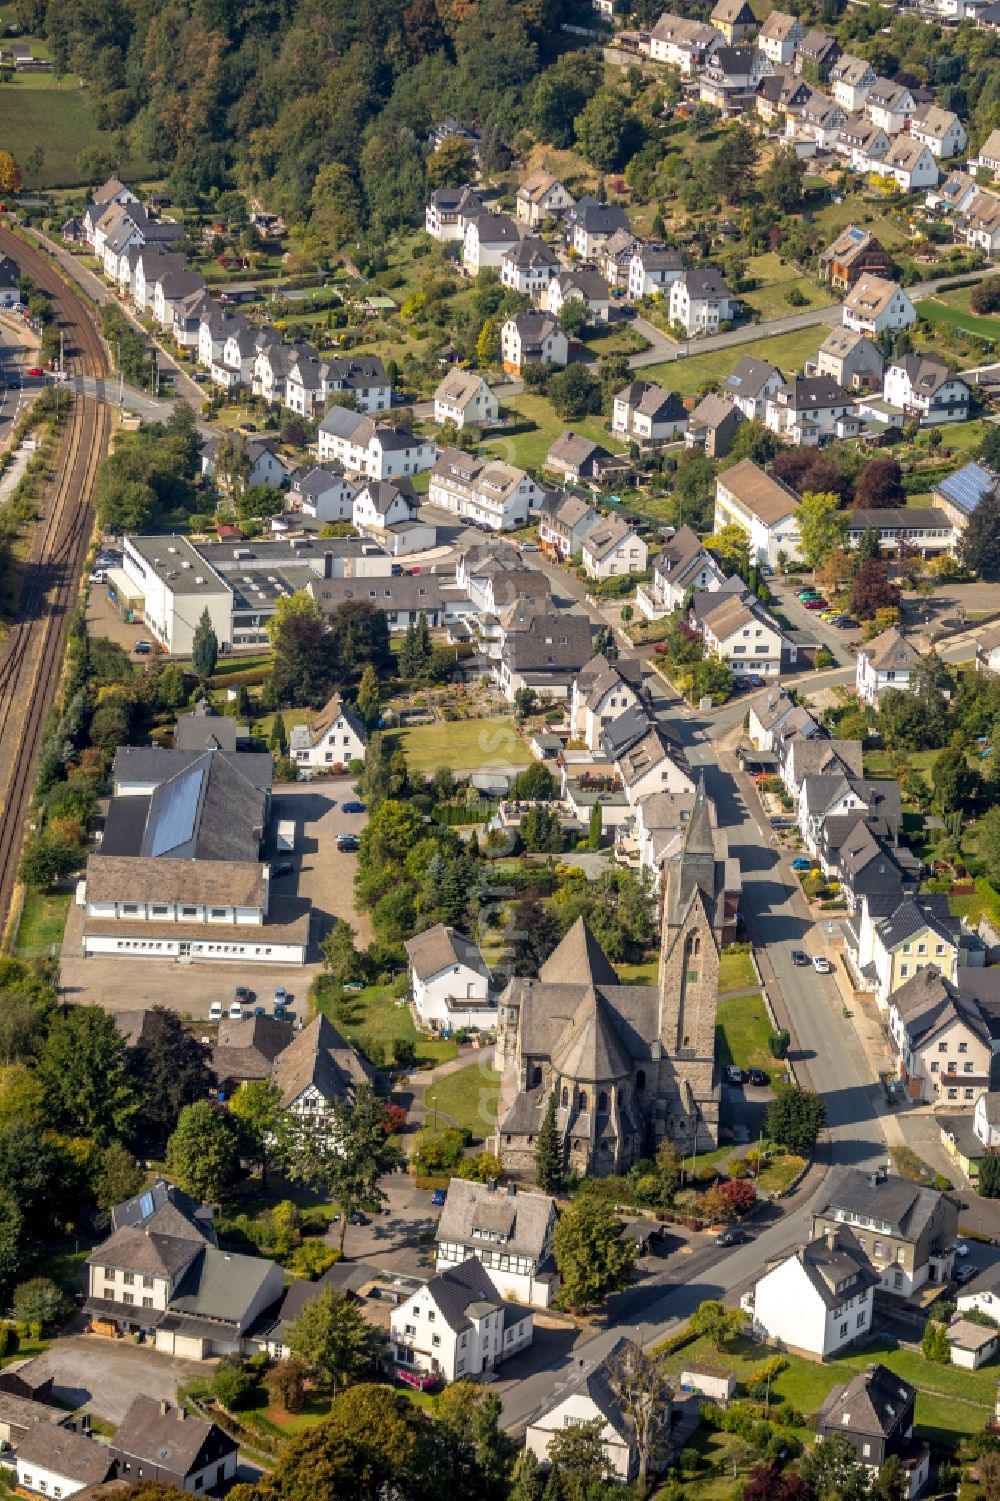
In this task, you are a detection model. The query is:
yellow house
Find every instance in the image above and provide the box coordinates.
[888,966,991,1105]
[873,898,958,1012]
[710,0,758,43]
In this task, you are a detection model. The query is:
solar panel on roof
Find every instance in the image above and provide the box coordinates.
[139,1190,155,1220]
[149,765,203,856]
[936,462,993,516]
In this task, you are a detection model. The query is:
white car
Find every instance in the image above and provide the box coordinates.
[208,1001,223,1021]
[228,1001,244,1020]
[812,955,832,974]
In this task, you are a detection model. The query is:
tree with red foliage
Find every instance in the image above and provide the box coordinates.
[855,457,904,509]
[851,559,900,619]
[771,448,852,505]
[720,1178,757,1216]
[742,1465,810,1501]
[383,1104,408,1135]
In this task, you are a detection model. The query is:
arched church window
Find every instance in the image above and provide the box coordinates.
[531,1064,542,1088]
[598,1091,608,1112]
[578,1090,588,1111]
[561,1086,568,1107]
[686,932,701,957]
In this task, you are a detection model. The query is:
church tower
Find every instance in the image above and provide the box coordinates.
[655,778,721,1151]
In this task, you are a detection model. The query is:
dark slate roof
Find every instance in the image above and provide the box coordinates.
[819,1364,914,1441]
[878,897,956,954]
[112,1396,236,1479]
[112,746,272,790]
[173,699,238,753]
[422,1256,505,1333]
[794,1226,879,1309]
[16,1426,114,1486]
[111,1180,216,1245]
[723,356,782,400]
[504,614,592,674]
[598,702,654,760]
[111,749,268,863]
[534,1336,641,1435]
[848,508,951,532]
[565,197,631,235]
[168,1246,278,1325]
[679,266,731,299]
[813,1167,947,1242]
[890,966,992,1050]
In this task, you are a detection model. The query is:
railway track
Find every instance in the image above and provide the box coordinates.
[0,226,110,943]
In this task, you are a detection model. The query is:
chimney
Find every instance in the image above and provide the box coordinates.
[160,1400,170,1416]
[177,1408,186,1422]
[825,1226,840,1252]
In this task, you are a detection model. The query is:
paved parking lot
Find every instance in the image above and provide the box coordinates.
[20,1335,209,1423]
[58,778,371,1019]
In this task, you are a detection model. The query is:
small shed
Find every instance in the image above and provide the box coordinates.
[680,1361,737,1405]
[947,1318,999,1370]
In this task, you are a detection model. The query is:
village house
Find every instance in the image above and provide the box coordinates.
[957,190,1000,255]
[648,14,723,71]
[389,1257,533,1382]
[797,773,901,871]
[758,10,804,65]
[855,627,922,707]
[500,312,569,375]
[816,1366,929,1499]
[865,78,915,134]
[563,198,632,259]
[501,236,560,298]
[642,526,727,617]
[978,128,1000,174]
[581,515,648,580]
[287,462,356,523]
[721,356,785,420]
[547,266,611,324]
[882,354,970,425]
[544,433,612,486]
[819,226,894,290]
[874,899,960,1012]
[570,654,646,752]
[270,1013,376,1123]
[811,1165,959,1295]
[933,461,999,535]
[843,276,916,335]
[353,478,419,533]
[526,1339,656,1480]
[309,574,473,633]
[537,492,600,561]
[111,1397,239,1492]
[765,375,862,446]
[317,411,436,481]
[457,544,551,618]
[811,327,885,391]
[425,186,484,241]
[463,212,520,274]
[515,170,575,227]
[711,0,757,42]
[404,925,494,1032]
[616,726,695,804]
[495,612,593,703]
[744,1225,878,1359]
[288,694,366,776]
[912,106,968,159]
[627,244,685,300]
[693,586,790,680]
[783,737,865,803]
[436,1180,558,1307]
[15,1425,114,1498]
[201,434,292,493]
[837,116,891,171]
[685,393,744,458]
[433,371,499,431]
[836,823,917,914]
[217,322,258,390]
[713,460,802,567]
[595,226,641,290]
[830,54,876,111]
[888,966,992,1106]
[700,45,773,114]
[794,28,842,79]
[669,267,737,335]
[612,381,688,443]
[756,69,812,124]
[866,137,940,193]
[927,169,981,217]
[429,449,545,530]
[790,91,847,151]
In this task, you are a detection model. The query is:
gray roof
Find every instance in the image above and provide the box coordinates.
[503,613,592,675]
[878,897,956,955]
[547,431,609,472]
[405,923,489,982]
[790,1226,879,1310]
[86,1226,201,1279]
[723,356,782,400]
[848,508,951,533]
[890,966,991,1049]
[565,197,631,236]
[540,918,619,987]
[436,1179,554,1260]
[420,1256,511,1334]
[679,267,731,300]
[890,353,965,399]
[269,1013,374,1109]
[813,1167,950,1242]
[318,405,374,443]
[504,236,558,270]
[290,462,349,497]
[551,988,634,1081]
[173,700,239,753]
[16,1425,114,1486]
[0,1393,70,1435]
[818,1363,914,1441]
[533,1336,642,1436]
[104,748,268,863]
[112,1396,236,1478]
[168,1245,277,1326]
[689,392,742,432]
[111,1180,216,1245]
[775,374,853,412]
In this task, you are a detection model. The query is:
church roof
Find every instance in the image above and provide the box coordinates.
[539,917,618,988]
[550,988,634,1083]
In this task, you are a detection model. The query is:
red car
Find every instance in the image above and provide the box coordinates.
[26,366,44,378]
[803,597,828,610]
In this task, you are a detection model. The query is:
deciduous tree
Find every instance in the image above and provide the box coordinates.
[553,1193,637,1310]
[855,456,904,509]
[228,1081,282,1185]
[764,1086,826,1156]
[797,491,848,570]
[286,1285,380,1394]
[605,1343,673,1482]
[573,90,641,171]
[166,1100,240,1202]
[959,488,1000,580]
[689,1298,747,1350]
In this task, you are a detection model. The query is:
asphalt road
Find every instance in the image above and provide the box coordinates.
[0,316,39,435]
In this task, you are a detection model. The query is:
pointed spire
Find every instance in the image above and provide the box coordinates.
[684,774,715,857]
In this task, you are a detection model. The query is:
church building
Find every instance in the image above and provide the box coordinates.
[493,781,734,1177]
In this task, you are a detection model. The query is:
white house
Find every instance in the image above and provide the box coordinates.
[537,491,601,561]
[581,516,648,580]
[856,627,921,707]
[648,14,722,71]
[617,726,695,805]
[912,106,967,160]
[765,375,862,446]
[435,1180,558,1307]
[694,587,789,680]
[389,1257,533,1382]
[831,54,875,112]
[201,434,292,492]
[16,1426,114,1499]
[425,186,483,241]
[864,78,915,135]
[500,312,569,375]
[547,266,611,324]
[317,410,436,481]
[217,324,257,390]
[713,460,802,568]
[570,653,645,752]
[434,371,499,431]
[289,694,366,775]
[404,924,494,1031]
[957,191,1000,256]
[612,381,688,443]
[843,276,916,335]
[563,198,632,259]
[979,129,1000,174]
[111,1396,240,1492]
[501,237,559,299]
[758,11,803,65]
[866,138,939,193]
[721,356,785,420]
[669,267,737,335]
[353,480,418,531]
[430,449,544,530]
[287,463,357,523]
[883,355,970,425]
[515,170,575,228]
[744,1226,879,1359]
[526,1339,658,1481]
[463,212,520,274]
[627,244,684,300]
[974,1091,1000,1150]
[643,525,726,616]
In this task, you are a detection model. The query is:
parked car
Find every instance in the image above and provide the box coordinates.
[271,861,293,878]
[234,986,254,1007]
[791,949,810,966]
[770,816,794,828]
[431,1188,447,1207]
[89,569,107,584]
[25,365,44,377]
[955,1241,970,1257]
[747,1067,769,1087]
[342,801,367,814]
[228,1000,244,1020]
[337,834,360,853]
[343,980,364,992]
[812,955,832,974]
[820,609,841,621]
[799,589,821,601]
[791,857,814,871]
[208,1001,223,1021]
[743,674,767,689]
[133,639,153,654]
[803,598,829,611]
[834,616,858,629]
[273,986,288,1007]
[955,1262,977,1284]
[725,1065,744,1085]
[349,1210,369,1226]
[716,1228,749,1247]
[273,1003,286,1019]
[254,1006,266,1017]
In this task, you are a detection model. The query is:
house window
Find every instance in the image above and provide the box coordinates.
[863,1443,871,1457]
[561,1086,568,1106]
[432,1335,441,1347]
[939,1042,947,1053]
[931,1062,938,1072]
[840,1322,848,1338]
[965,1063,975,1074]
[966,1088,975,1100]
[894,1271,903,1289]
[123,1272,134,1285]
[142,1275,153,1289]
[900,965,909,978]
[948,1088,958,1100]
[122,1292,134,1305]
[636,1071,645,1091]
[142,1297,153,1309]
[427,1311,435,1323]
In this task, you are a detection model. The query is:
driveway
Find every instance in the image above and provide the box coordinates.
[270,779,372,946]
[21,1336,210,1424]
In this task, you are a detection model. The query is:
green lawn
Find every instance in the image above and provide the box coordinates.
[13,888,71,957]
[390,717,531,776]
[639,325,827,398]
[615,957,659,985]
[659,1332,839,1433]
[918,287,1000,343]
[834,1339,998,1442]
[0,73,152,189]
[481,392,624,473]
[716,992,773,1072]
[316,983,458,1067]
[810,195,911,252]
[425,1062,500,1139]
[718,947,757,993]
[756,1151,807,1195]
[740,257,833,321]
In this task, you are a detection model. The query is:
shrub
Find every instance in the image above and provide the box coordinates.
[12,1279,68,1331]
[213,1358,255,1410]
[265,1357,308,1413]
[288,1241,339,1279]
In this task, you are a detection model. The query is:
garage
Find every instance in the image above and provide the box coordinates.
[155,1323,208,1361]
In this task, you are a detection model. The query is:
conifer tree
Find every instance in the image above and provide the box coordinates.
[535,1092,562,1193]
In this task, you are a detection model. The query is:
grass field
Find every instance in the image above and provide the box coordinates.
[718,947,757,993]
[810,194,911,252]
[918,287,1000,342]
[482,392,624,472]
[316,983,458,1067]
[426,1062,501,1138]
[13,887,71,956]
[615,957,659,985]
[756,1152,806,1195]
[390,717,531,776]
[741,254,833,321]
[715,992,773,1072]
[639,325,827,397]
[0,72,152,189]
